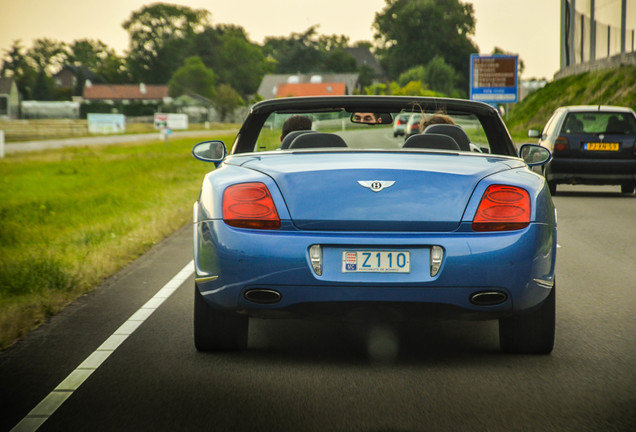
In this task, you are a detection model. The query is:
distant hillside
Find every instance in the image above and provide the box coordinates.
[506,65,636,135]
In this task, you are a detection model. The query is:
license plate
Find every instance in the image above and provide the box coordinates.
[584,142,620,151]
[342,251,410,273]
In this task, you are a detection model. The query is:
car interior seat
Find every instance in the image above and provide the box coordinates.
[403,133,460,150]
[606,116,625,134]
[564,116,584,133]
[423,124,471,151]
[280,130,316,149]
[289,132,348,149]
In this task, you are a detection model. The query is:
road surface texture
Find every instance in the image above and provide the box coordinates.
[1,185,634,431]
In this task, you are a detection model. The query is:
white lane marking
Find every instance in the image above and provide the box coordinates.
[10,261,194,432]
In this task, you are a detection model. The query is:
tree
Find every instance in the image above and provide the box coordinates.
[27,38,67,74]
[373,0,478,90]
[195,25,269,98]
[262,26,360,75]
[168,56,216,99]
[213,84,243,122]
[357,65,376,89]
[323,49,358,73]
[397,65,426,86]
[263,26,325,73]
[423,56,462,97]
[25,38,67,100]
[64,38,129,83]
[95,53,131,84]
[316,34,350,51]
[1,40,37,99]
[397,58,462,97]
[362,80,442,97]
[66,39,108,69]
[123,3,209,83]
[32,70,54,100]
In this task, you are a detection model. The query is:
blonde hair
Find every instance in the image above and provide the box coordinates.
[420,113,455,131]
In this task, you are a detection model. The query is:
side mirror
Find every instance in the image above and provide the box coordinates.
[192,140,227,166]
[528,129,541,138]
[519,143,551,167]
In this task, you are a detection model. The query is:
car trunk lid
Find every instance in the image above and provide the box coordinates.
[239,152,517,231]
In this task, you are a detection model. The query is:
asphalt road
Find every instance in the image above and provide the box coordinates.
[1,185,635,432]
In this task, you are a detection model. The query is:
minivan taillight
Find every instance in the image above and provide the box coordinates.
[223,183,281,229]
[472,185,531,232]
[554,136,569,152]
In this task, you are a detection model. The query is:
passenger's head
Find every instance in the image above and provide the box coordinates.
[420,113,455,131]
[281,115,312,141]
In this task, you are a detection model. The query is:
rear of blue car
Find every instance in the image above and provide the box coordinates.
[193,152,557,354]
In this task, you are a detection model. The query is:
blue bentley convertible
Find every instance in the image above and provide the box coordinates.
[192,96,557,354]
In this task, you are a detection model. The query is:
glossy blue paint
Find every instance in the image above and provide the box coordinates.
[192,97,556,326]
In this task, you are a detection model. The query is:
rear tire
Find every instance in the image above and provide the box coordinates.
[194,285,248,351]
[499,284,555,354]
[620,182,635,194]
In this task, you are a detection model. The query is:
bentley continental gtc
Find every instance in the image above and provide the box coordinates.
[191,96,557,354]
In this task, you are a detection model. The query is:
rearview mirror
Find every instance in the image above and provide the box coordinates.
[350,112,393,125]
[519,144,551,167]
[527,129,541,138]
[192,140,227,166]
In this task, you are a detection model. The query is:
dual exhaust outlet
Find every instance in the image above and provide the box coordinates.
[244,289,507,307]
[469,291,508,306]
[244,289,282,304]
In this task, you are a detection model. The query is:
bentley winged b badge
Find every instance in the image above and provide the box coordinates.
[357,180,395,192]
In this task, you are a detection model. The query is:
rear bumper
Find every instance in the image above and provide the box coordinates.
[194,220,556,320]
[548,158,636,184]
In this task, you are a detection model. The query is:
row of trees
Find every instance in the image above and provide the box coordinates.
[1,0,520,107]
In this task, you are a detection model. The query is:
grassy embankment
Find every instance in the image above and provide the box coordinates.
[505,65,636,138]
[0,131,235,350]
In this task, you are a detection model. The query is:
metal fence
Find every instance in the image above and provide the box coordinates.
[562,0,635,69]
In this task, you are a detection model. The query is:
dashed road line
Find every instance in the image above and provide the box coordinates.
[10,261,194,432]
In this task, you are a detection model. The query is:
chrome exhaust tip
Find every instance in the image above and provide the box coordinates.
[244,289,282,304]
[470,291,508,306]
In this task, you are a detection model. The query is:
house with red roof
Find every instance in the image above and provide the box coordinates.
[275,82,347,98]
[82,83,169,103]
[257,73,359,99]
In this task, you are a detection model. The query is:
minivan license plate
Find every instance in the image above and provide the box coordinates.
[342,251,410,273]
[585,142,619,151]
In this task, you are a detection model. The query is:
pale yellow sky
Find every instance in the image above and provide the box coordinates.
[0,0,605,80]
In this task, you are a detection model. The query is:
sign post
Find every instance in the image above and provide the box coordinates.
[469,54,519,105]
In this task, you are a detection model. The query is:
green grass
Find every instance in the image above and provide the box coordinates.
[0,134,235,350]
[505,65,636,137]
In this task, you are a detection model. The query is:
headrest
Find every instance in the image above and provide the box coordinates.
[280,130,316,149]
[606,116,624,133]
[289,132,347,149]
[423,124,471,151]
[403,133,460,150]
[564,117,584,133]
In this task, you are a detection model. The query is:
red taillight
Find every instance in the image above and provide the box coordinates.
[472,185,531,232]
[223,182,281,229]
[554,136,569,152]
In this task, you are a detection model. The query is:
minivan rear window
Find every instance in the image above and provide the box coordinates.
[561,112,636,135]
